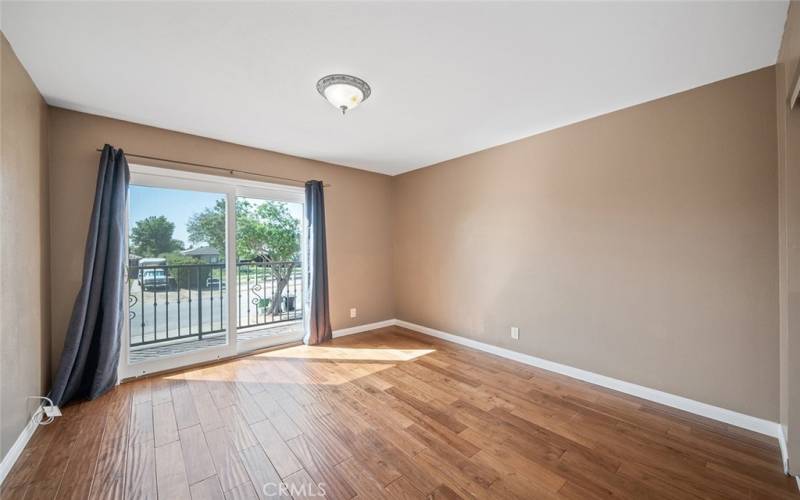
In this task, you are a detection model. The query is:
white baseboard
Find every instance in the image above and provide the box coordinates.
[780,425,790,474]
[778,426,800,486]
[0,409,40,486]
[0,319,788,486]
[394,319,782,439]
[332,319,397,338]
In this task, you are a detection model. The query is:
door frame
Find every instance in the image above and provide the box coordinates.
[233,184,307,352]
[119,164,305,379]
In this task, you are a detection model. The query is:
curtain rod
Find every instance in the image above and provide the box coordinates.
[95,148,330,187]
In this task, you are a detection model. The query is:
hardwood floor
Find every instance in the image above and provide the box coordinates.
[2,326,797,499]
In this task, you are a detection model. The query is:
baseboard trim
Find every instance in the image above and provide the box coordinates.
[778,426,800,486]
[780,425,790,474]
[332,319,397,338]
[394,319,782,439]
[0,409,40,486]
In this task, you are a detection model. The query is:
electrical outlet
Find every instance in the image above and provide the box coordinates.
[511,326,519,340]
[350,308,357,318]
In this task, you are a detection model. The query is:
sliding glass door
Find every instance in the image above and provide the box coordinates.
[120,165,305,378]
[235,193,305,351]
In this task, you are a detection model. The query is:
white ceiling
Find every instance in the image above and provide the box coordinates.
[1,1,789,175]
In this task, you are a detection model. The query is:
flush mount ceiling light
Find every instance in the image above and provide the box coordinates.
[316,74,371,115]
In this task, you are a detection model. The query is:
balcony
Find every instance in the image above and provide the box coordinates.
[127,261,303,362]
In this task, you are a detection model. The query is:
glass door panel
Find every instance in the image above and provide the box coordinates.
[123,182,234,377]
[235,195,305,350]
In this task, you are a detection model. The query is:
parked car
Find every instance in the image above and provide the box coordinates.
[138,258,177,291]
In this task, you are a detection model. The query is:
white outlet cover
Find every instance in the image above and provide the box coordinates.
[350,308,357,318]
[511,327,520,340]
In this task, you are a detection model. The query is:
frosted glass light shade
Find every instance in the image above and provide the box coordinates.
[323,83,364,111]
[317,74,371,114]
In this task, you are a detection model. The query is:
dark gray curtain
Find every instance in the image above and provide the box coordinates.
[303,180,332,345]
[50,145,130,406]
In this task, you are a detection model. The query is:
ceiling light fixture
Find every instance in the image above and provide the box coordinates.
[316,74,371,115]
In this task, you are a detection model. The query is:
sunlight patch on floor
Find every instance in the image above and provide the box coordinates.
[176,344,437,386]
[256,344,436,362]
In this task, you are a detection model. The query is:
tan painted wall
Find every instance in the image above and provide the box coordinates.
[393,67,779,420]
[47,108,394,375]
[0,34,50,460]
[9,25,784,447]
[777,0,800,473]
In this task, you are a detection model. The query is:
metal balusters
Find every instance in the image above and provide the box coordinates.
[293,266,298,319]
[140,273,145,342]
[197,266,203,340]
[297,266,301,318]
[232,261,302,330]
[128,261,301,349]
[268,262,275,323]
[254,265,260,326]
[177,267,182,337]
[187,268,193,337]
[246,265,251,326]
[283,263,288,320]
[152,277,158,343]
[286,268,297,319]
[274,263,279,322]
[164,270,169,341]
[278,263,284,322]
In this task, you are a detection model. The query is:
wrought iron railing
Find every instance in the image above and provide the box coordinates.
[236,261,303,330]
[128,261,302,348]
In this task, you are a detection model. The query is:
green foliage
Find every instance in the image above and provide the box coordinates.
[187,199,300,262]
[161,252,213,289]
[239,201,301,261]
[186,199,300,314]
[161,252,200,266]
[130,215,184,257]
[186,199,228,258]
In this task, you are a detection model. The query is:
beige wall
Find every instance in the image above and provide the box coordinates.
[777,0,800,473]
[48,108,394,375]
[0,34,50,460]
[393,67,779,420]
[3,22,786,457]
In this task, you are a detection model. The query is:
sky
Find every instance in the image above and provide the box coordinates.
[128,185,302,249]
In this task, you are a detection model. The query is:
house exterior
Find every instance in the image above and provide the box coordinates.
[181,245,221,263]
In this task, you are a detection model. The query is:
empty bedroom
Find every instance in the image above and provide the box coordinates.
[1,1,800,498]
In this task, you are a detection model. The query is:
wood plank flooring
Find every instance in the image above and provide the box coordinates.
[2,326,797,499]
